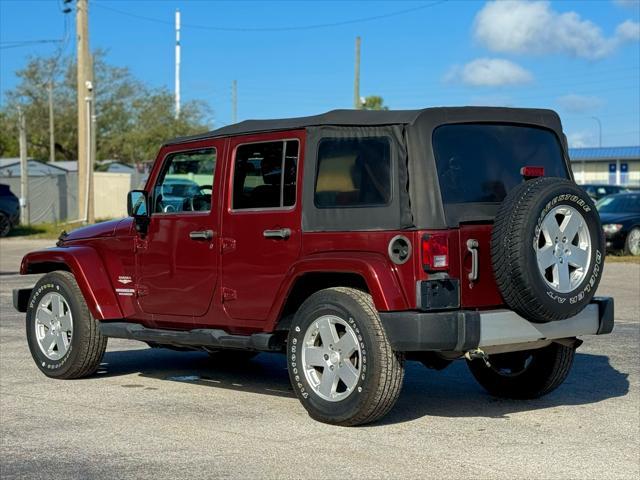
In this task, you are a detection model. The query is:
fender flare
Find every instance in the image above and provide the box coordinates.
[20,246,123,320]
[265,252,410,331]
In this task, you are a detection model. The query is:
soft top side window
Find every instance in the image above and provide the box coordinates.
[314,137,391,208]
[153,148,216,214]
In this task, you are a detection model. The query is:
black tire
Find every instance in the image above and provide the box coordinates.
[26,271,107,379]
[207,350,258,362]
[467,343,575,399]
[624,227,640,256]
[287,287,404,426]
[0,212,11,237]
[492,177,605,323]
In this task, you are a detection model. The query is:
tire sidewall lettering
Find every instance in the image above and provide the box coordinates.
[530,188,603,309]
[27,277,76,373]
[287,294,376,421]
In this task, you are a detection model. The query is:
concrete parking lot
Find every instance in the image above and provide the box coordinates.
[1,238,638,479]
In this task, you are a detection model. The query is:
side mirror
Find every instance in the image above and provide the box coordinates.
[127,190,149,233]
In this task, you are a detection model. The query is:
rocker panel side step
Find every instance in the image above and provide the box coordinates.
[99,322,282,352]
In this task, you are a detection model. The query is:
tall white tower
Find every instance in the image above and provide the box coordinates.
[175,9,181,119]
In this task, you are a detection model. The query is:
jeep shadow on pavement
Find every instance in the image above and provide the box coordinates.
[14,107,614,426]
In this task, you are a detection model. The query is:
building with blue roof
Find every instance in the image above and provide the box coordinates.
[568,146,639,186]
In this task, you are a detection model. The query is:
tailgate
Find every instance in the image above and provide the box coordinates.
[458,224,503,308]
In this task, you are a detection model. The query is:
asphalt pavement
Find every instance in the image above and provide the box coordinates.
[1,238,638,479]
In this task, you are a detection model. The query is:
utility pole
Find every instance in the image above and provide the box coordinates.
[85,92,96,223]
[76,0,93,223]
[354,36,361,109]
[175,9,181,119]
[48,81,55,163]
[232,80,238,124]
[18,108,30,225]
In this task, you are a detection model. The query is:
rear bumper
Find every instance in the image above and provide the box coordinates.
[379,297,614,352]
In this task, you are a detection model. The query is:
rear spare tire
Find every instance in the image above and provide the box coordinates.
[492,177,604,323]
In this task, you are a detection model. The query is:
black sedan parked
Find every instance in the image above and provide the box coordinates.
[597,192,640,256]
[0,184,20,237]
[581,184,630,201]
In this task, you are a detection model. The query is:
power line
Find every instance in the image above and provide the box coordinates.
[0,39,62,50]
[93,1,447,32]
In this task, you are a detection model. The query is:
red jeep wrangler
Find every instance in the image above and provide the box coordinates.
[14,108,614,426]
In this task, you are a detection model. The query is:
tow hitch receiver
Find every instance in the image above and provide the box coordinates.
[465,348,491,367]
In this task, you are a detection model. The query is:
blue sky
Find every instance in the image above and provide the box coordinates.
[1,0,639,147]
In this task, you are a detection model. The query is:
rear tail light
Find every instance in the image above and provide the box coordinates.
[422,233,449,271]
[520,166,545,178]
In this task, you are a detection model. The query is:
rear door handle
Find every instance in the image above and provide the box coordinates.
[189,230,215,241]
[263,228,291,240]
[467,239,479,281]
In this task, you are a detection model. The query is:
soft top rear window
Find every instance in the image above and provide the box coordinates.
[433,124,568,204]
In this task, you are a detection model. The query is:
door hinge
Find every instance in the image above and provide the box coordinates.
[222,287,237,302]
[221,237,236,254]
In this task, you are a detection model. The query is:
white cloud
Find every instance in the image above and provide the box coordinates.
[616,19,640,41]
[557,94,604,113]
[444,58,533,87]
[474,1,639,60]
[567,131,596,148]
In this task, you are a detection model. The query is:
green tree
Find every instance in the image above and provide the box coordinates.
[361,95,389,111]
[0,51,211,163]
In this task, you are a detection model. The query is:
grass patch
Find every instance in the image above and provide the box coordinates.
[6,219,113,240]
[606,254,640,264]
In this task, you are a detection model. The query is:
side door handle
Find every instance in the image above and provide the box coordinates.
[263,228,291,240]
[189,230,215,241]
[466,239,479,281]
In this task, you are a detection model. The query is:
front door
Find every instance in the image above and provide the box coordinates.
[136,141,223,320]
[221,131,304,324]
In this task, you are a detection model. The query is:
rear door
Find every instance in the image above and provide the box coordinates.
[432,123,570,308]
[220,131,304,324]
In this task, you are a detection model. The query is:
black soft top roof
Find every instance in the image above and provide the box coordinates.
[164,106,562,146]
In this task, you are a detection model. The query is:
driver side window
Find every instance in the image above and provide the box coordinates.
[153,148,216,214]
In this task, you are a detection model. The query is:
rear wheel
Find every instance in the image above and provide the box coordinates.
[625,227,640,256]
[467,343,575,399]
[287,287,404,426]
[26,271,107,379]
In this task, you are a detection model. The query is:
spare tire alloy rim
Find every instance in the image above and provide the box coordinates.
[535,205,592,294]
[35,292,73,361]
[301,315,362,402]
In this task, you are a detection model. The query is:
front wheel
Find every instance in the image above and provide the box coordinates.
[287,287,404,426]
[467,343,575,399]
[26,271,107,379]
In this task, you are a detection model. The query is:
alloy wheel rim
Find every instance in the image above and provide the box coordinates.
[35,292,73,361]
[629,229,640,256]
[535,205,592,293]
[301,315,362,402]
